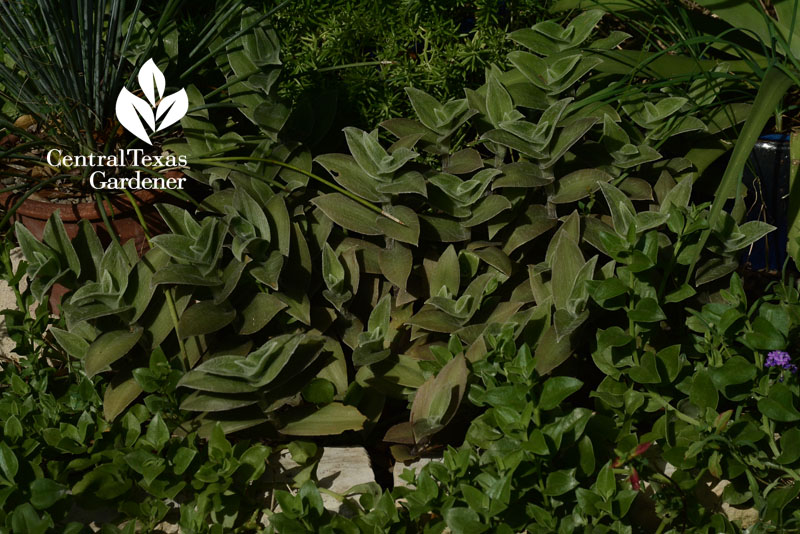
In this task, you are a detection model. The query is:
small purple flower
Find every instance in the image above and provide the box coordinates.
[765,351,793,369]
[765,351,798,380]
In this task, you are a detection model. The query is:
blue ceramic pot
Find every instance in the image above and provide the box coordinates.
[741,134,791,271]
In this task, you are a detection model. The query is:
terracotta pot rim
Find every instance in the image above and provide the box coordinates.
[0,188,165,222]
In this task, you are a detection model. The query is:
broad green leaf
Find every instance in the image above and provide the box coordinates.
[312,193,381,235]
[544,117,597,167]
[504,205,556,254]
[4,416,21,442]
[430,245,460,297]
[472,246,513,277]
[179,301,236,338]
[180,392,259,412]
[788,131,800,270]
[419,215,471,242]
[315,153,384,202]
[145,413,170,452]
[587,278,628,303]
[379,243,413,290]
[776,428,800,465]
[104,374,143,421]
[550,169,613,203]
[486,70,515,127]
[758,383,800,422]
[543,469,579,496]
[376,205,420,245]
[443,148,484,174]
[627,352,661,384]
[627,298,665,323]
[50,328,90,359]
[535,326,574,375]
[405,87,443,132]
[598,182,636,236]
[407,309,464,333]
[302,378,335,405]
[724,221,775,252]
[322,243,346,291]
[494,161,552,189]
[597,463,615,500]
[660,176,692,212]
[239,293,287,335]
[462,195,512,227]
[411,354,468,442]
[550,231,584,310]
[709,356,757,389]
[278,403,367,435]
[540,377,583,410]
[30,479,67,510]
[151,264,223,287]
[0,443,18,482]
[85,327,143,377]
[690,369,718,410]
[42,213,80,277]
[444,507,489,534]
[265,194,292,257]
[177,371,259,394]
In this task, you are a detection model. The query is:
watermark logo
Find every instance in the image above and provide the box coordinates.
[115,58,188,145]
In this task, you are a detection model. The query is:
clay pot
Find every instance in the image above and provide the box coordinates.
[0,188,170,255]
[0,187,174,312]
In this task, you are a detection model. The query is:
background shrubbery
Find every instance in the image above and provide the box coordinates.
[270,0,554,137]
[3,1,800,532]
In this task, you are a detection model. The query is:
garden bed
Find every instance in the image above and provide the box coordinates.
[2,1,800,533]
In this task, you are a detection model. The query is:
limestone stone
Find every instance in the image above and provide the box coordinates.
[392,456,440,488]
[263,446,376,522]
[0,247,26,362]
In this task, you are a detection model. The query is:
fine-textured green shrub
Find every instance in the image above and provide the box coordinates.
[270,0,558,134]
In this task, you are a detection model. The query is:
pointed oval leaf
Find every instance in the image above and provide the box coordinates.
[278,403,367,436]
[179,301,236,339]
[312,193,380,235]
[238,293,287,335]
[104,374,143,421]
[85,327,144,377]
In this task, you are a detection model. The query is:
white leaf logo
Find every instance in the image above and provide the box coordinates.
[115,58,188,145]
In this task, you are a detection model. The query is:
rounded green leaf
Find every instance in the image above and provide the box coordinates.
[30,479,68,510]
[539,376,583,410]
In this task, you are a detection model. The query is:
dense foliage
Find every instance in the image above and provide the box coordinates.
[3,2,800,533]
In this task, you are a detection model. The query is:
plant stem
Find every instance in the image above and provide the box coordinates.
[120,189,188,370]
[93,192,121,247]
[314,60,396,73]
[648,393,703,427]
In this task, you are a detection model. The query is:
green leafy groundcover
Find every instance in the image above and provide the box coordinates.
[5,6,800,534]
[1,310,800,532]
